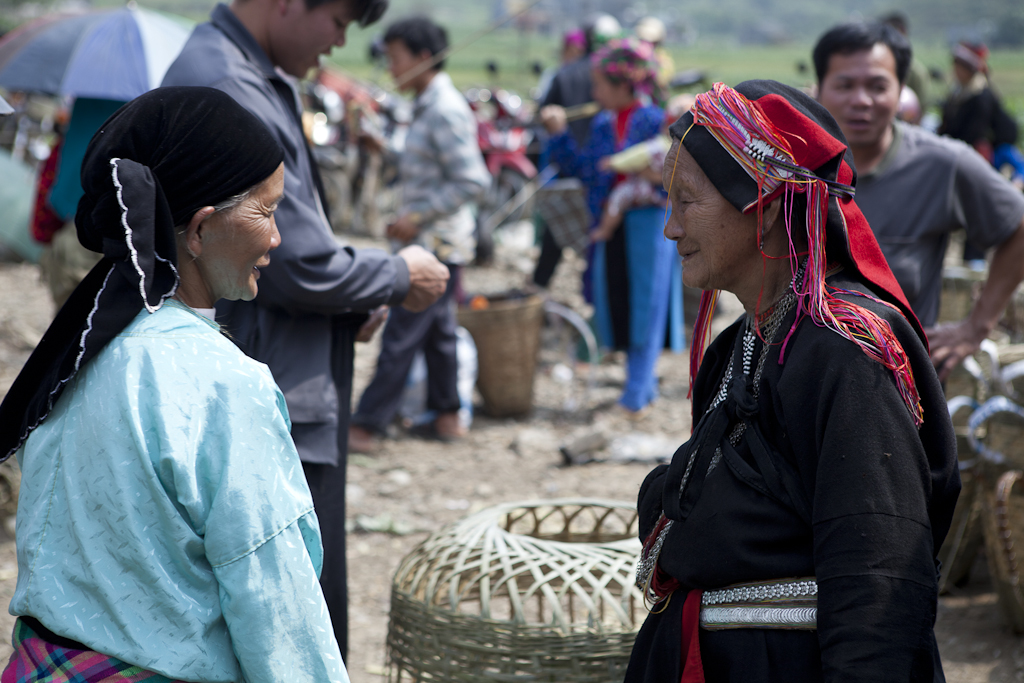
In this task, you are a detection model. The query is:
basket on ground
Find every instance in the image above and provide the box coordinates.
[938,397,986,592]
[386,499,645,683]
[457,294,544,416]
[982,470,1024,632]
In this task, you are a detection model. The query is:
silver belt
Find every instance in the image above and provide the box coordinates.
[700,577,817,630]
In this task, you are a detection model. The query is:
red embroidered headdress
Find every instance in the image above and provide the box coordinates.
[670,80,925,425]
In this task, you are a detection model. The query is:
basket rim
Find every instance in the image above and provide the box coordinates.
[440,498,640,550]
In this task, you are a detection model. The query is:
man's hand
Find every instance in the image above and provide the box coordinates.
[540,105,567,135]
[397,245,449,312]
[926,319,988,381]
[387,214,421,244]
[929,219,1024,380]
[356,306,389,342]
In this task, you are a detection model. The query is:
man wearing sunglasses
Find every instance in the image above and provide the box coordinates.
[163,0,447,662]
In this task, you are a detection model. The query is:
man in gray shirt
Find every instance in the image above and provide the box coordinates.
[163,0,449,657]
[815,22,1024,379]
[350,16,489,451]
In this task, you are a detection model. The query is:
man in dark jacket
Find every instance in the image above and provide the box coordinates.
[162,0,449,658]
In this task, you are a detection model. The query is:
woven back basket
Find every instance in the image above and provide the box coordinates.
[456,295,544,417]
[387,499,645,683]
[982,470,1024,633]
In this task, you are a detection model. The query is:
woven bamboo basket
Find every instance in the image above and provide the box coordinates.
[938,465,984,593]
[982,470,1024,632]
[1002,286,1024,343]
[999,345,1024,401]
[999,344,1024,368]
[938,398,986,592]
[970,399,1024,471]
[945,351,993,404]
[938,266,984,325]
[387,499,645,683]
[457,295,544,417]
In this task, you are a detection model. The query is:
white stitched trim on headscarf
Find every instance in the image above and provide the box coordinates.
[5,263,117,461]
[155,252,180,304]
[73,264,114,373]
[111,157,162,314]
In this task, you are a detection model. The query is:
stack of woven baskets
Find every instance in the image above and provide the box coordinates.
[387,499,645,682]
[939,334,1024,632]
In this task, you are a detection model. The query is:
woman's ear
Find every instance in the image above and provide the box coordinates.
[183,206,217,259]
[761,197,784,237]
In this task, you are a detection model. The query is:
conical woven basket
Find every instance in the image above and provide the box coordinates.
[387,499,645,683]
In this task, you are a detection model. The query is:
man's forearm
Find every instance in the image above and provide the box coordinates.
[970,219,1024,335]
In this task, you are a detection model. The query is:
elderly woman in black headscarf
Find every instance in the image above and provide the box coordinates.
[626,81,960,682]
[0,88,347,683]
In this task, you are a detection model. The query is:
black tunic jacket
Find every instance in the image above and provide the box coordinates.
[626,273,960,683]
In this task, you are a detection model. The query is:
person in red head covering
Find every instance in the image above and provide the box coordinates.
[940,41,1019,165]
[626,80,960,683]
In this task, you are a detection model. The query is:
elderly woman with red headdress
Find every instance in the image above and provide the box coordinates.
[541,38,684,415]
[626,81,960,682]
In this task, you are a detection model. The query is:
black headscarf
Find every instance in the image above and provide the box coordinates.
[0,86,284,460]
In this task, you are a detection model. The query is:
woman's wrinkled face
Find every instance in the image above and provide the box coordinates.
[661,142,760,292]
[197,164,284,303]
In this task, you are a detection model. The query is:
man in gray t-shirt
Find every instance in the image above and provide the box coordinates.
[815,22,1024,378]
[857,121,1024,328]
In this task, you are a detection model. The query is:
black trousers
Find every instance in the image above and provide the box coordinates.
[296,313,363,660]
[353,267,461,432]
[532,220,563,288]
[302,459,348,660]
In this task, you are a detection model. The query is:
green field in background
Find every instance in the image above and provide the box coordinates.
[327,27,1024,119]
[4,0,1021,120]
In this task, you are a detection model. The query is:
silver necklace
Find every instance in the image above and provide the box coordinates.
[637,263,807,598]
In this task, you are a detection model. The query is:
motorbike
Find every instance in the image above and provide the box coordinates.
[465,86,537,264]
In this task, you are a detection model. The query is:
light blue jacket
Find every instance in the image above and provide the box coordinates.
[11,302,348,683]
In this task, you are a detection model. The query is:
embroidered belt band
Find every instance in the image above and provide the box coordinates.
[700,577,818,630]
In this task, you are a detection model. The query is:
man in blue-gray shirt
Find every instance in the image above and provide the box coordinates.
[163,0,449,657]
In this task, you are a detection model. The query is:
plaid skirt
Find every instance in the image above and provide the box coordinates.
[1,618,185,683]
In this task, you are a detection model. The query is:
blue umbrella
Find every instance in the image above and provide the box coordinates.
[0,5,193,100]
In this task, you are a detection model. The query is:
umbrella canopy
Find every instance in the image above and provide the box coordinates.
[0,5,193,100]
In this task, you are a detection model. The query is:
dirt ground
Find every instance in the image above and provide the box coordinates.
[0,234,1022,682]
